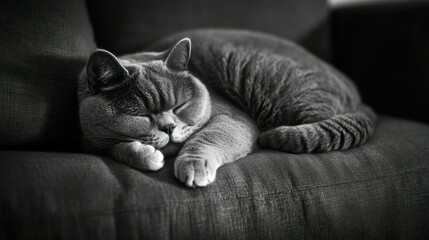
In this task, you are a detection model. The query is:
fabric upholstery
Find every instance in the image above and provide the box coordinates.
[86,0,330,60]
[1,116,428,239]
[0,0,96,150]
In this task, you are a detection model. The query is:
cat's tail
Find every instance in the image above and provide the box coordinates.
[258,105,377,153]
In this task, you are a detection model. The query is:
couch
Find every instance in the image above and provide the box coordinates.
[1,0,428,239]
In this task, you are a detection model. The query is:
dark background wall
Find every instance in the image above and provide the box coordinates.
[332,1,429,123]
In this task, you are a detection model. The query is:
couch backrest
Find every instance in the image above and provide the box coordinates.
[87,0,330,61]
[0,0,97,150]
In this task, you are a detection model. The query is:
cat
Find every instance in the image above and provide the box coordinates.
[78,30,376,188]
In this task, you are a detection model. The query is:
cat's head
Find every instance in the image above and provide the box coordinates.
[80,38,211,152]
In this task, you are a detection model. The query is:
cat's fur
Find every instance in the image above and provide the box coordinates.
[78,30,376,187]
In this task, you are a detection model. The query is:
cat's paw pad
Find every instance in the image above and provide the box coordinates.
[128,142,164,171]
[174,155,219,188]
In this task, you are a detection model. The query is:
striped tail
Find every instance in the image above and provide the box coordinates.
[258,105,377,153]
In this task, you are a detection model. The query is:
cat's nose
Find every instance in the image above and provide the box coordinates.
[159,123,176,135]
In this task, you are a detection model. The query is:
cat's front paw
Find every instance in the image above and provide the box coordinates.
[125,142,164,171]
[174,155,220,188]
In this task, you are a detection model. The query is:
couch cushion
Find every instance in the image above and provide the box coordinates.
[1,116,428,239]
[0,0,96,150]
[86,0,330,61]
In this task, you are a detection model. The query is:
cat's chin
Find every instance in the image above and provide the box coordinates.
[170,134,188,144]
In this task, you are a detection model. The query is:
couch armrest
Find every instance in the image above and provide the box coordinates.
[331,1,429,124]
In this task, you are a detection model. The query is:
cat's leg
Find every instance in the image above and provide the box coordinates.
[110,141,165,171]
[175,114,258,187]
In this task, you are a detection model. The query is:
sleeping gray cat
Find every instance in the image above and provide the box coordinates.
[78,30,376,188]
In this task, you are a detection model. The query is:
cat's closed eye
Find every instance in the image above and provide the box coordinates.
[132,115,152,126]
[173,101,189,114]
[127,112,152,122]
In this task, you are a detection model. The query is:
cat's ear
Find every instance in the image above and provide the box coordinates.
[86,49,129,92]
[164,38,191,72]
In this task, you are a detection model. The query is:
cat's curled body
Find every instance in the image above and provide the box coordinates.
[78,30,376,187]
